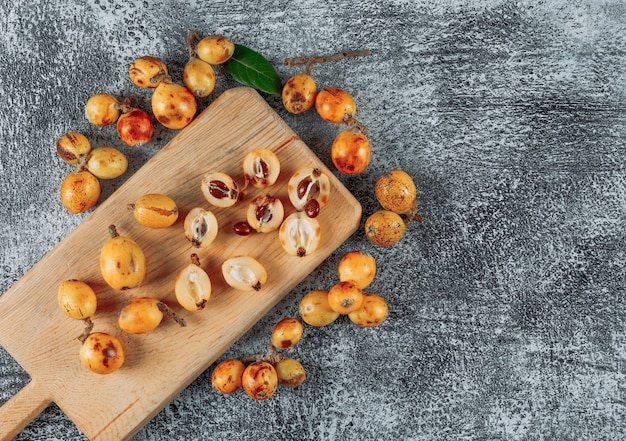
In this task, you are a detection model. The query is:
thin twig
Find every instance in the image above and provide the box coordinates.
[284,49,372,68]
[187,30,200,59]
[77,317,94,343]
[158,302,187,327]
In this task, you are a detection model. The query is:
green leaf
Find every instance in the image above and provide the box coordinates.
[223,44,283,95]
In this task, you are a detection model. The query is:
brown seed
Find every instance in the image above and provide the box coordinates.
[304,198,320,218]
[209,180,231,199]
[246,194,284,233]
[297,176,313,199]
[201,172,239,208]
[288,167,330,211]
[242,148,281,188]
[233,221,253,236]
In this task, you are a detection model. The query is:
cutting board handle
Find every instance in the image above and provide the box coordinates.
[0,379,51,441]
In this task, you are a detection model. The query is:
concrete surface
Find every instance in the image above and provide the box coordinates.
[1,0,625,440]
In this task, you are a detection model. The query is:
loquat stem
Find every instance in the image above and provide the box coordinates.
[77,317,94,344]
[187,30,200,59]
[344,115,369,135]
[402,201,422,225]
[117,96,136,114]
[108,224,119,239]
[152,71,172,84]
[407,200,421,223]
[73,154,90,173]
[240,354,258,365]
[241,342,285,365]
[190,253,201,266]
[284,49,372,69]
[157,302,187,327]
[266,342,286,364]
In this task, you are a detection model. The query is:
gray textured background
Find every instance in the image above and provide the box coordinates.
[1,0,625,440]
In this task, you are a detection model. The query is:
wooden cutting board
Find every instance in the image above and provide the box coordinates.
[0,87,361,441]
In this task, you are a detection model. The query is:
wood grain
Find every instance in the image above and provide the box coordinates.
[0,87,361,441]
